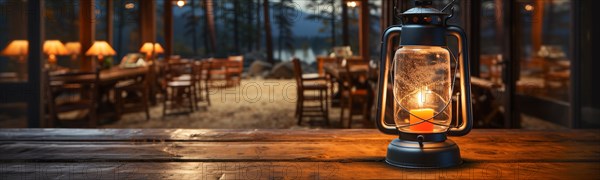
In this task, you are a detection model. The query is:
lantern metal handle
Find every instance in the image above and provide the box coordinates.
[376,25,403,135]
[446,25,473,136]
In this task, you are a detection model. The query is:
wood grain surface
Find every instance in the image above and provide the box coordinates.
[0,129,598,179]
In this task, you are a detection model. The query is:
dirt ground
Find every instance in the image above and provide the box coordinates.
[100,79,360,129]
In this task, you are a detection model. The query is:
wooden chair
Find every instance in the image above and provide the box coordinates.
[162,61,197,116]
[206,59,229,89]
[193,60,211,107]
[114,68,151,120]
[470,77,505,128]
[292,58,329,126]
[339,61,372,128]
[45,69,100,128]
[226,55,244,87]
[317,56,339,101]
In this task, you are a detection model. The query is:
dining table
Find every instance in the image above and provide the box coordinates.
[0,128,597,179]
[51,66,150,120]
[323,63,375,107]
[51,66,149,85]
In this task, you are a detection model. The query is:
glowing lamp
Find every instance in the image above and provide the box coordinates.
[346,1,358,8]
[43,40,69,64]
[376,0,473,168]
[65,42,81,61]
[1,40,28,62]
[175,0,186,8]
[85,41,116,63]
[139,42,164,60]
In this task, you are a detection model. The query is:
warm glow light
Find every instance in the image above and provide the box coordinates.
[125,2,135,9]
[1,40,28,62]
[43,40,69,63]
[65,42,81,55]
[410,86,435,132]
[524,4,534,11]
[416,87,431,107]
[154,43,164,54]
[43,40,68,55]
[1,40,28,56]
[347,1,358,8]
[417,91,424,107]
[409,108,434,132]
[85,41,116,60]
[176,0,186,8]
[140,42,164,58]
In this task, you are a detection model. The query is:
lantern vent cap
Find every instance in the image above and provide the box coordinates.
[401,0,448,16]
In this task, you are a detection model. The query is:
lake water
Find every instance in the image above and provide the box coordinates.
[274,47,327,64]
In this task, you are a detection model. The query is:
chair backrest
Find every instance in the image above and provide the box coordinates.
[228,55,243,62]
[165,61,192,81]
[45,69,100,127]
[228,56,243,71]
[344,60,370,90]
[193,60,208,81]
[208,59,227,69]
[204,59,229,81]
[225,60,243,73]
[292,58,303,89]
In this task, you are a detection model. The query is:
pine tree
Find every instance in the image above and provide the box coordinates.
[305,0,338,48]
[274,0,295,60]
[263,0,274,64]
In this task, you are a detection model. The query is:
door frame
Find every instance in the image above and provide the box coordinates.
[0,0,44,128]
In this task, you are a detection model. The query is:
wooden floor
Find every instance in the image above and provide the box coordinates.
[0,129,598,179]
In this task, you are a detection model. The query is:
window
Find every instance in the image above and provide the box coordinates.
[516,0,572,102]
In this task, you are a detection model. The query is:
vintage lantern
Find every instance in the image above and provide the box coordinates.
[376,0,473,168]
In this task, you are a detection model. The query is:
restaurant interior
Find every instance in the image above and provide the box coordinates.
[0,0,597,178]
[0,0,596,130]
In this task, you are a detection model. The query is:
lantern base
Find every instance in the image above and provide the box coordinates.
[385,138,462,168]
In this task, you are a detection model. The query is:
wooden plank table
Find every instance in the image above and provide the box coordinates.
[51,67,149,85]
[0,129,598,179]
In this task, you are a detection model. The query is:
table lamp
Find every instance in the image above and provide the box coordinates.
[139,42,164,61]
[375,0,473,168]
[1,40,28,62]
[85,41,116,69]
[43,40,69,64]
[65,42,81,61]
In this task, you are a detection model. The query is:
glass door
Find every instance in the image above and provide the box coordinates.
[0,0,44,128]
[473,0,510,128]
[514,0,573,127]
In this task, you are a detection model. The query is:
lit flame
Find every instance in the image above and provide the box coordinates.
[416,87,431,107]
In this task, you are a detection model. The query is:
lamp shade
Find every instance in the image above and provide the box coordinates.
[85,41,116,57]
[65,42,81,55]
[1,40,28,56]
[139,42,164,55]
[154,43,164,54]
[43,40,69,56]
